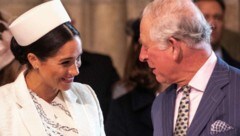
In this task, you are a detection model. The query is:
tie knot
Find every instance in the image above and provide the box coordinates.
[182,85,191,94]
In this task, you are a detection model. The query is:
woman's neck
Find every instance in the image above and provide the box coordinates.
[25,70,59,103]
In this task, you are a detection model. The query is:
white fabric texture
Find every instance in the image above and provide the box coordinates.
[0,71,105,136]
[30,91,78,136]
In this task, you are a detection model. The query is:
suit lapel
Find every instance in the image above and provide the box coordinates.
[187,58,229,135]
[162,84,177,136]
[131,87,155,128]
[62,90,91,136]
[14,72,47,136]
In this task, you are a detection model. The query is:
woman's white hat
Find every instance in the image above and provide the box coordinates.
[9,0,71,46]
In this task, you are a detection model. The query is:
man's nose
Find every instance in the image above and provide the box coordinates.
[139,46,148,62]
[208,18,217,30]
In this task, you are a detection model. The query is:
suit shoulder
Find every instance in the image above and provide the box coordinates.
[84,51,110,58]
[82,51,113,64]
[152,85,175,111]
[229,65,240,77]
[112,92,133,106]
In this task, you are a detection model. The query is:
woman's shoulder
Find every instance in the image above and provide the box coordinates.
[0,83,15,106]
[0,83,14,96]
[70,82,99,103]
[71,82,94,94]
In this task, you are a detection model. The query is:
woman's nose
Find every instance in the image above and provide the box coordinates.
[69,63,79,77]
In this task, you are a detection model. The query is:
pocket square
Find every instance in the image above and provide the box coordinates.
[210,120,234,135]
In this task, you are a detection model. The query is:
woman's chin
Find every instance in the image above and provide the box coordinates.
[59,83,72,91]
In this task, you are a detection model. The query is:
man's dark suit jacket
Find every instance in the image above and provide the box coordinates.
[152,58,240,136]
[74,51,119,120]
[221,47,240,69]
[105,86,155,136]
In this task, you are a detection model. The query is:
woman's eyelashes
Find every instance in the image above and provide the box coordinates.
[60,56,81,67]
[61,60,72,67]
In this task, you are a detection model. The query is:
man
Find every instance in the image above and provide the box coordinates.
[194,0,240,68]
[139,0,240,136]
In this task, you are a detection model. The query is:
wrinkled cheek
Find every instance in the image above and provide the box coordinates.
[155,71,167,84]
[148,52,158,65]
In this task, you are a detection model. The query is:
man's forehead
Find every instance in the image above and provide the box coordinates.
[195,1,224,15]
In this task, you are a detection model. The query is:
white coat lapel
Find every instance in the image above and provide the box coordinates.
[62,90,91,136]
[14,72,47,136]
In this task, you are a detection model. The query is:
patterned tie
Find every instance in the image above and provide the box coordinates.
[174,85,191,136]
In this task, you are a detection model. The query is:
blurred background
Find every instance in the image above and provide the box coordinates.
[0,0,239,77]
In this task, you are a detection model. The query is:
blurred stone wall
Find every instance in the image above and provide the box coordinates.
[222,0,240,61]
[0,0,239,77]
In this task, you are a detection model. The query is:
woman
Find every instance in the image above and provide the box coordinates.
[0,1,105,136]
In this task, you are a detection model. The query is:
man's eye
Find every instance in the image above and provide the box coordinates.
[214,15,223,21]
[61,61,70,65]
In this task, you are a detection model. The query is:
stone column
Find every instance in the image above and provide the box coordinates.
[61,0,83,30]
[0,0,42,22]
[125,0,152,52]
[86,0,127,77]
[126,0,152,19]
[225,0,240,32]
[239,0,240,32]
[222,0,240,61]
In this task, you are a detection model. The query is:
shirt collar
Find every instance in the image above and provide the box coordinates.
[189,51,217,92]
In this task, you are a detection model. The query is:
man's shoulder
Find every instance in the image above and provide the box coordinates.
[79,51,119,80]
[221,47,240,68]
[217,57,240,76]
[82,51,112,64]
[228,66,240,81]
[152,85,176,108]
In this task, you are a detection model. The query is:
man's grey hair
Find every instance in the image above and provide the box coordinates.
[142,0,212,49]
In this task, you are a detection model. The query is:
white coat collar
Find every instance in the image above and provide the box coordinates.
[13,71,47,136]
[61,87,92,136]
[13,71,95,136]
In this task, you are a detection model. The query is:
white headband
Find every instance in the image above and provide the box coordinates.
[9,0,71,46]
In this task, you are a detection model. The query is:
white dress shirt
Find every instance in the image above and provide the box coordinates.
[174,52,217,129]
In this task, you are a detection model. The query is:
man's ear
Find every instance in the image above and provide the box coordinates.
[27,53,40,69]
[168,37,182,62]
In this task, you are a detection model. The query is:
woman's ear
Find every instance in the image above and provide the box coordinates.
[168,37,182,62]
[27,53,40,69]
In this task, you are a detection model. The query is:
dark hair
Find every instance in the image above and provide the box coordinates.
[10,22,79,68]
[194,0,225,12]
[126,18,140,44]
[123,18,159,91]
